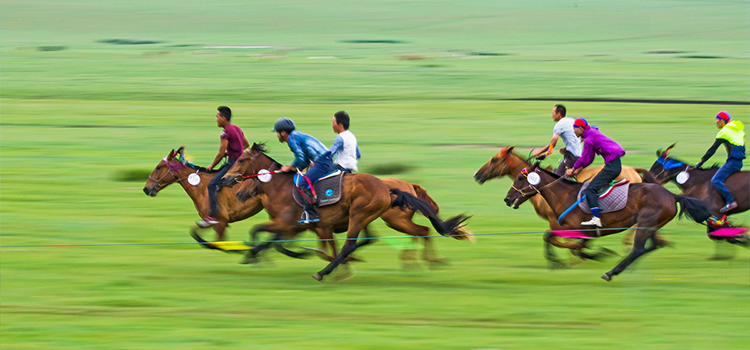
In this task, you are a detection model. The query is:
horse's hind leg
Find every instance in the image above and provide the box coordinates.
[381,211,444,266]
[602,228,659,281]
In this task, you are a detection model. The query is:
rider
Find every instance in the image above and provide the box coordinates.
[532,104,582,176]
[329,111,361,173]
[197,106,250,228]
[273,118,333,223]
[696,111,745,213]
[566,118,626,227]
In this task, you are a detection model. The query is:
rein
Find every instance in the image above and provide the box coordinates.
[148,159,189,189]
[511,174,567,197]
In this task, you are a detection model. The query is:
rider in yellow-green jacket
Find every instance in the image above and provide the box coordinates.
[696,111,745,213]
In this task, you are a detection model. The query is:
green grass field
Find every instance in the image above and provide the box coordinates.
[2,1,749,349]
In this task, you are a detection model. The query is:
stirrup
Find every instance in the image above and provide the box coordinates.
[719,202,738,213]
[581,217,602,227]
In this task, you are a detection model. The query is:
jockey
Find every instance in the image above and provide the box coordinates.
[197,106,250,228]
[696,111,745,213]
[274,117,333,223]
[566,118,626,227]
[532,104,582,176]
[329,111,361,173]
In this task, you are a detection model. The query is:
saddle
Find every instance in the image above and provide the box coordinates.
[577,179,630,214]
[292,170,345,208]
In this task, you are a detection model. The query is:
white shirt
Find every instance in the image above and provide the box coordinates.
[553,117,582,157]
[329,130,361,171]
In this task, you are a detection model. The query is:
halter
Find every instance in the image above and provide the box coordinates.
[148,157,189,190]
[653,157,686,181]
[510,168,567,198]
[231,151,280,197]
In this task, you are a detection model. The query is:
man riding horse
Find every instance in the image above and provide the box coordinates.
[695,111,745,213]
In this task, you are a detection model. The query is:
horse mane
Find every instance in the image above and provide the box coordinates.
[250,142,283,168]
[530,163,579,185]
[664,156,720,170]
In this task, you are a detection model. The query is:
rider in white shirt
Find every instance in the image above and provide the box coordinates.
[329,111,361,173]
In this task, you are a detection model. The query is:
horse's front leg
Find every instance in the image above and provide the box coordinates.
[242,221,295,264]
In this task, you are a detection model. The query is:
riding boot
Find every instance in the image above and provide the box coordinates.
[299,203,320,224]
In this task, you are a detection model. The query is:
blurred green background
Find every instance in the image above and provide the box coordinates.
[1,1,749,349]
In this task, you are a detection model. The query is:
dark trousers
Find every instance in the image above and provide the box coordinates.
[208,158,235,217]
[711,158,743,203]
[583,157,622,210]
[296,152,334,188]
[555,152,580,176]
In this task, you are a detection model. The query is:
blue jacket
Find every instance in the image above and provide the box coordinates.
[287,130,328,170]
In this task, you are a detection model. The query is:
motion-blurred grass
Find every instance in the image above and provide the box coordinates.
[1,1,749,349]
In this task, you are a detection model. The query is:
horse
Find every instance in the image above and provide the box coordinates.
[504,162,712,281]
[649,144,749,216]
[222,143,470,281]
[143,147,337,259]
[647,145,749,249]
[235,172,474,267]
[143,147,264,241]
[473,145,660,262]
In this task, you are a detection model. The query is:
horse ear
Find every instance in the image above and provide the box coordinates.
[656,149,663,157]
[168,149,175,159]
[251,142,259,151]
[507,145,516,153]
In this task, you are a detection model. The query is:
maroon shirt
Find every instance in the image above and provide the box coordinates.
[221,124,245,160]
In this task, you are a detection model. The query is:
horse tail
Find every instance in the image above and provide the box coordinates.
[673,194,712,223]
[636,168,660,184]
[390,188,471,238]
[411,184,440,214]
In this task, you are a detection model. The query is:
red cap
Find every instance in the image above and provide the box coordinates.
[716,111,731,121]
[573,118,589,129]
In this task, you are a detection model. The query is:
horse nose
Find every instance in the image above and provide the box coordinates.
[504,197,512,206]
[473,171,486,184]
[143,187,149,195]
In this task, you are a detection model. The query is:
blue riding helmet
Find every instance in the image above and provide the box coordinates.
[272,118,296,133]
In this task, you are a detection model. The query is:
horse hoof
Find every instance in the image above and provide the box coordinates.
[312,273,323,282]
[601,273,612,282]
[240,256,258,265]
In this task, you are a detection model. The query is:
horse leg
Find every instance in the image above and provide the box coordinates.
[213,221,228,241]
[242,221,295,264]
[313,206,385,281]
[381,211,445,266]
[602,228,658,281]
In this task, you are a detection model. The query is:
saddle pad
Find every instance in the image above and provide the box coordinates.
[547,230,595,239]
[577,179,630,214]
[708,228,748,238]
[293,171,344,208]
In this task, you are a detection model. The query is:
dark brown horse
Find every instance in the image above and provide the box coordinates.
[223,143,469,281]
[143,147,264,241]
[474,146,660,262]
[648,145,749,217]
[504,163,712,281]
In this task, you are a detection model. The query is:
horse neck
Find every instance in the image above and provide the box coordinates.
[535,173,581,215]
[676,168,717,192]
[258,172,294,199]
[174,166,212,215]
[505,153,532,179]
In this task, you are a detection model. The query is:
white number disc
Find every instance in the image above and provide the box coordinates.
[257,169,272,183]
[676,171,689,184]
[527,172,541,186]
[187,173,201,186]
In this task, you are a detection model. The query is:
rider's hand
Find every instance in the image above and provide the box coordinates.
[280,165,295,172]
[565,168,577,177]
[207,165,214,171]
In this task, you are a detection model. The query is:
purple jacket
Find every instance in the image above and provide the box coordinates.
[573,127,625,169]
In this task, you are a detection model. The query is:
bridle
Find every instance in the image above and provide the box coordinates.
[148,158,188,191]
[510,169,567,198]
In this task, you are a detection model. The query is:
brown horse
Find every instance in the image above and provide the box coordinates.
[222,143,469,281]
[649,145,749,217]
[473,146,657,259]
[504,163,712,281]
[143,147,264,241]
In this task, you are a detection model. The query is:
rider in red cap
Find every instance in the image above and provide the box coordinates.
[566,118,626,227]
[696,111,745,213]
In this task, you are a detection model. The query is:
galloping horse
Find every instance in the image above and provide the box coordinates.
[504,163,712,281]
[236,175,474,266]
[474,146,658,259]
[649,145,749,217]
[223,143,469,281]
[143,147,264,241]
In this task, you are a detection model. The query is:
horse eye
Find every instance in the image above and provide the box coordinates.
[156,166,162,171]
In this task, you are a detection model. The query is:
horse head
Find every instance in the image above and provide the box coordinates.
[649,143,683,184]
[143,147,186,197]
[223,142,279,200]
[474,146,523,184]
[504,162,547,209]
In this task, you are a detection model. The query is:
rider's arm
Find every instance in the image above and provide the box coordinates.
[533,134,559,157]
[698,138,725,165]
[328,134,344,156]
[208,138,229,170]
[242,133,250,150]
[288,136,309,170]
[356,144,361,159]
[572,139,595,170]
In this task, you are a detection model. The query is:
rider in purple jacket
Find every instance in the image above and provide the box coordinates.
[566,118,626,227]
